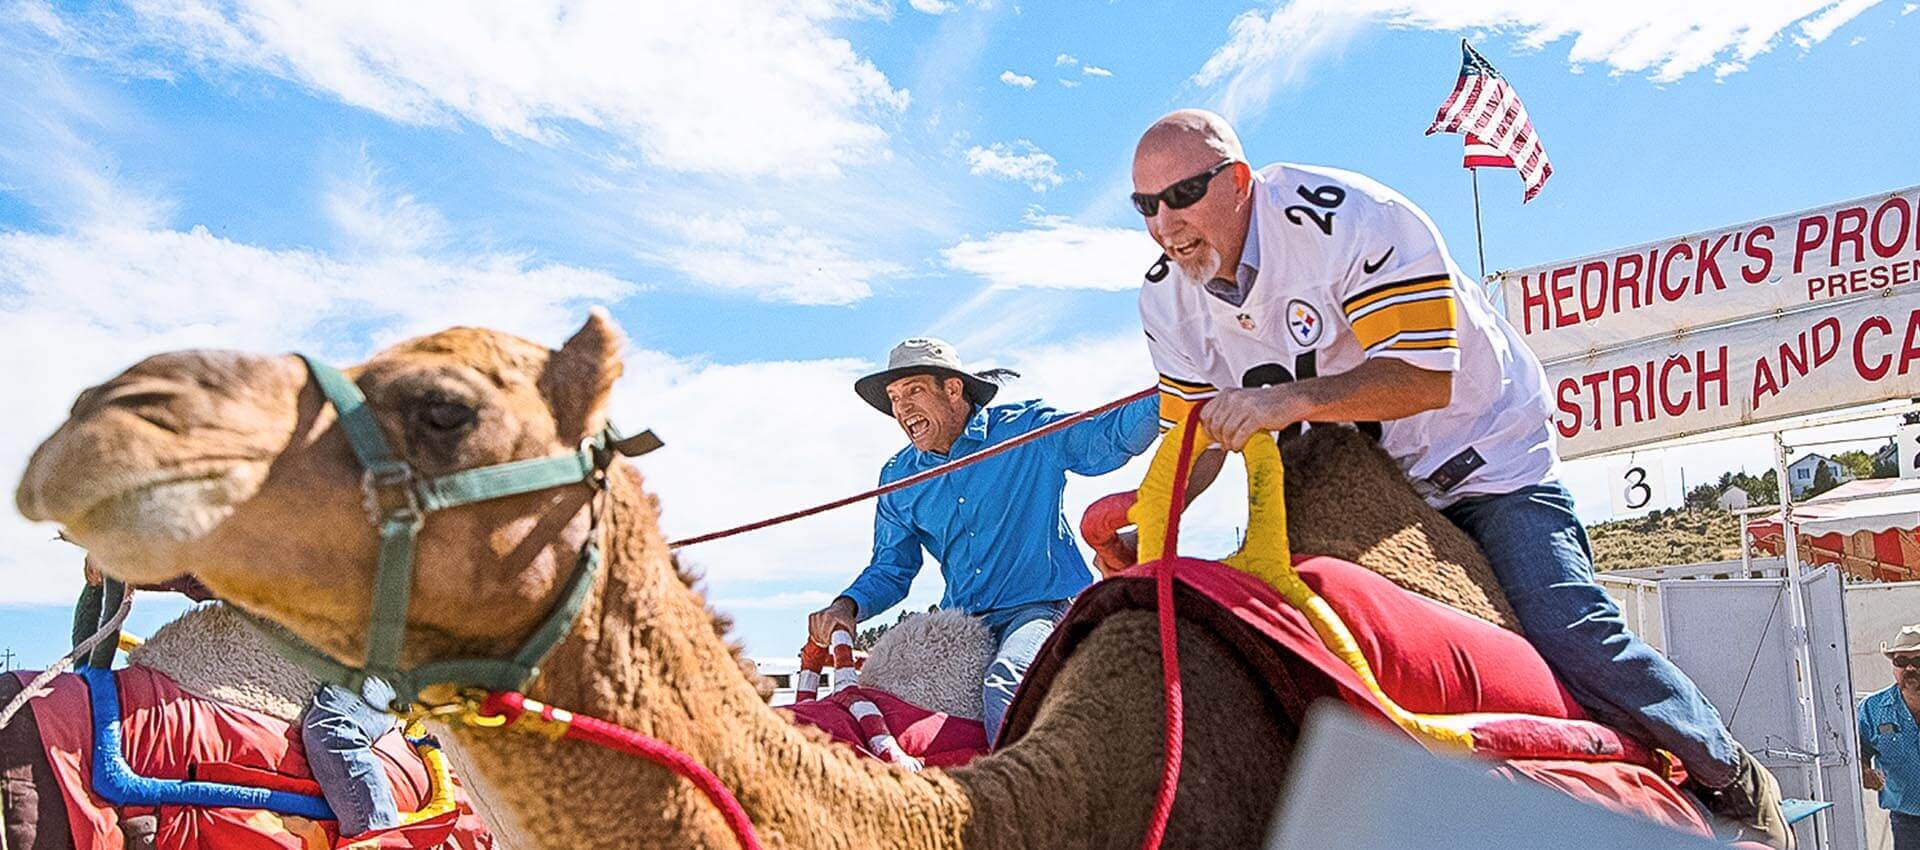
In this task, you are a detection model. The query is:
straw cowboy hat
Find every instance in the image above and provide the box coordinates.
[854,338,1017,416]
[1883,623,1920,656]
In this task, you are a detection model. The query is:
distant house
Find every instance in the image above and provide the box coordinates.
[1715,488,1749,511]
[1786,453,1854,498]
[1872,440,1899,476]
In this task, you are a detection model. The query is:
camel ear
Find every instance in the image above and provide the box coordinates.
[543,308,626,443]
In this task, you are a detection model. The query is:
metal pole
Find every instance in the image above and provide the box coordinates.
[1772,433,1829,848]
[1470,167,1488,284]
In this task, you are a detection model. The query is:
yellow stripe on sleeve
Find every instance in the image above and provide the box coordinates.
[1156,374,1216,432]
[1349,295,1458,352]
[1341,274,1452,317]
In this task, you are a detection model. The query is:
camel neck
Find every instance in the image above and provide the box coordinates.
[438,471,975,850]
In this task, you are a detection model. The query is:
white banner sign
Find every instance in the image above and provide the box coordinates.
[1499,185,1920,363]
[1497,186,1920,459]
[1541,285,1920,459]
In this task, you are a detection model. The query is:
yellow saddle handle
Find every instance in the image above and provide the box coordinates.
[1128,412,1476,752]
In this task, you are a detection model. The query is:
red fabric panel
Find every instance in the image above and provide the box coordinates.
[784,686,988,768]
[1295,556,1586,718]
[1491,759,1711,837]
[21,668,492,850]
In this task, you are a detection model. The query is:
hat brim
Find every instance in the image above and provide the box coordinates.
[854,366,999,416]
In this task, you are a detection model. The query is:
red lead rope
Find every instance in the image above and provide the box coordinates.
[477,692,762,850]
[668,388,1156,549]
[1140,405,1201,850]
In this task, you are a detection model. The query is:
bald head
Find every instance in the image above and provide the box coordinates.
[1134,109,1246,168]
[1132,109,1254,285]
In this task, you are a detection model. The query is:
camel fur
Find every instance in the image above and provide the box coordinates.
[17,312,1553,850]
[859,609,996,721]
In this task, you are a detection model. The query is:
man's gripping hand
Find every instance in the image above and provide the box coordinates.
[1863,766,1884,791]
[807,596,859,647]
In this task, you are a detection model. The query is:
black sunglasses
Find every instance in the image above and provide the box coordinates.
[1131,160,1235,217]
[1894,655,1920,669]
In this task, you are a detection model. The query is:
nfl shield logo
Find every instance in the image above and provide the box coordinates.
[1286,300,1323,347]
[1236,313,1256,331]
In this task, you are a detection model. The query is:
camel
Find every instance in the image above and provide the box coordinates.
[15,311,1558,849]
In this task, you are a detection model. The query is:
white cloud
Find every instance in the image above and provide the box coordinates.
[1082,64,1114,77]
[649,210,903,305]
[1055,53,1078,65]
[1058,78,1081,88]
[998,70,1037,88]
[942,213,1159,290]
[325,154,450,257]
[910,0,957,12]
[1194,1,1888,120]
[963,141,1065,191]
[1905,3,1917,13]
[0,223,639,605]
[711,590,839,611]
[54,0,908,178]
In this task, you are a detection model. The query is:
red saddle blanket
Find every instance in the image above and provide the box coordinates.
[18,667,493,850]
[782,686,989,768]
[999,556,1717,838]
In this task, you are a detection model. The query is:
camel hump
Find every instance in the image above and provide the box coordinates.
[859,609,995,721]
[1280,425,1520,630]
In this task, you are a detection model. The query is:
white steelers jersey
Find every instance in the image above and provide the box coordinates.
[1139,162,1558,507]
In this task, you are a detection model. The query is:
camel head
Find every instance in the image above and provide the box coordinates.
[16,311,629,673]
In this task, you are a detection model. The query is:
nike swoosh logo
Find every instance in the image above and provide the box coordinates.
[1362,246,1394,274]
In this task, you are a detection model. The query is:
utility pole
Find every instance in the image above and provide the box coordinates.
[0,648,14,672]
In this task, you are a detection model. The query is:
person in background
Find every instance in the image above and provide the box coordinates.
[1861,623,1920,850]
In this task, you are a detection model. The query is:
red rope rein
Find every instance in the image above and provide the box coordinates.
[1140,406,1201,850]
[477,692,763,850]
[667,388,1155,549]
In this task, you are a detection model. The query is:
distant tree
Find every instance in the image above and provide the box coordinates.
[1809,461,1840,498]
[1873,439,1900,478]
[1685,482,1722,511]
[1740,469,1780,506]
[1833,450,1875,480]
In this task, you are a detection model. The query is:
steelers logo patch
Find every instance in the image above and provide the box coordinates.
[1286,299,1323,347]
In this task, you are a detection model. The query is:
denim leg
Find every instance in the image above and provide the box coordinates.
[1442,482,1742,788]
[301,684,402,835]
[978,600,1069,746]
[1893,811,1920,850]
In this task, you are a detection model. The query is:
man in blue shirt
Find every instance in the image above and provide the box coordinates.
[807,337,1159,742]
[1862,623,1920,849]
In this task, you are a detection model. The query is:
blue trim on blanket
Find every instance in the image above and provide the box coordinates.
[79,665,335,819]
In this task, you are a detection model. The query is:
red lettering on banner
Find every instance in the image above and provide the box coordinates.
[1794,215,1828,274]
[1612,365,1644,425]
[1752,358,1781,408]
[1832,206,1868,266]
[1742,225,1775,284]
[1659,242,1694,301]
[1556,377,1583,439]
[1658,355,1692,416]
[1903,309,1920,376]
[1551,266,1577,327]
[1812,316,1842,370]
[1695,234,1730,293]
[1613,252,1645,312]
[1579,261,1608,321]
[1521,273,1550,334]
[1856,315,1893,381]
[1872,198,1911,259]
[1551,347,1730,437]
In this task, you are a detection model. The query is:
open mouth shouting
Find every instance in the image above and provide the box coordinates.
[901,412,931,441]
[1165,235,1205,261]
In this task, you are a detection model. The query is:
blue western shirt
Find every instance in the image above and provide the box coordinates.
[1860,684,1920,815]
[840,396,1160,620]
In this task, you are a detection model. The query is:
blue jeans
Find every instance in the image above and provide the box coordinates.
[1442,481,1742,788]
[978,599,1070,746]
[301,683,402,835]
[1894,811,1920,850]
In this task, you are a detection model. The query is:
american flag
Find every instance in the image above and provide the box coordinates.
[1426,40,1552,202]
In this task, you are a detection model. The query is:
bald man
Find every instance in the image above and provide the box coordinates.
[1127,109,1789,848]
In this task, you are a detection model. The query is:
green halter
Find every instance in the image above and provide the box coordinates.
[243,354,662,711]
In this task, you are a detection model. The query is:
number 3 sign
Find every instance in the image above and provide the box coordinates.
[1610,458,1670,514]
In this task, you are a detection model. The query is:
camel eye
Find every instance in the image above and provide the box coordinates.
[417,401,475,432]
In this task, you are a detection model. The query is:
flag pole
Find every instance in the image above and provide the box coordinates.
[1470,166,1488,284]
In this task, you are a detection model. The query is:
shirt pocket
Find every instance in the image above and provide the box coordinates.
[1873,728,1906,761]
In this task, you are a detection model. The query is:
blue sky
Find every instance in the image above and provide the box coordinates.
[3,0,1917,666]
